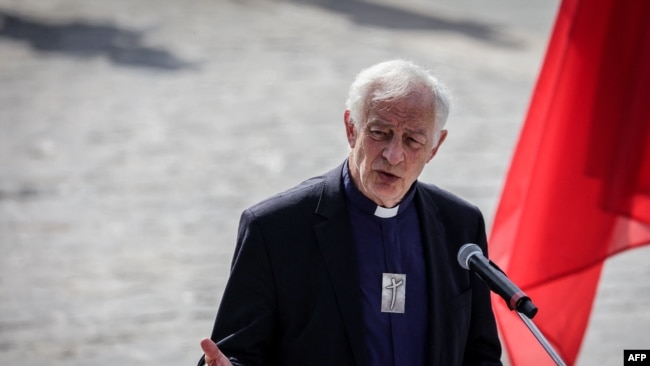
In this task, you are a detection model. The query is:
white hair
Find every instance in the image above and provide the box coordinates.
[345,59,451,142]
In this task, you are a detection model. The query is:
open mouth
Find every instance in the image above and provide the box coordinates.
[377,170,400,183]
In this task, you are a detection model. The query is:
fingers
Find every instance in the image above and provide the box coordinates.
[200,338,232,366]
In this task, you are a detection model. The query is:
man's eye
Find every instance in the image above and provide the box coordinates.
[407,137,425,147]
[370,130,387,138]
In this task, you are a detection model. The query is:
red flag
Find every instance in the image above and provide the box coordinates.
[489,0,650,364]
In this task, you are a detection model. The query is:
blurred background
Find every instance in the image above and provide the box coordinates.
[1,1,648,365]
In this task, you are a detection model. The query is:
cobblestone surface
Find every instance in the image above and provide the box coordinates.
[0,1,648,365]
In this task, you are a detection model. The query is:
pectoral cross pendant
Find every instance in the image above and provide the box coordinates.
[381,273,406,313]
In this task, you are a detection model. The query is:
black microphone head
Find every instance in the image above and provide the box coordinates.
[457,243,483,270]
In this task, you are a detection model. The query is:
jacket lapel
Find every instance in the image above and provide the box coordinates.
[313,165,368,366]
[415,184,450,366]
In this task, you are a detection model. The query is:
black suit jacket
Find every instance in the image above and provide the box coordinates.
[203,163,502,365]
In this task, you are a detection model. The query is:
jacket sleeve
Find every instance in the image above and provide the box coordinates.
[204,209,279,366]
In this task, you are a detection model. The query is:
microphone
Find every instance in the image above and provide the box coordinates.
[457,243,538,319]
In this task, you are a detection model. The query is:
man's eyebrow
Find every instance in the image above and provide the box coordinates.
[365,118,390,127]
[366,119,429,137]
[404,126,428,137]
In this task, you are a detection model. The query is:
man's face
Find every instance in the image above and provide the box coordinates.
[345,93,447,208]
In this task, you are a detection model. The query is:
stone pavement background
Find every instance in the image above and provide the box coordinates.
[0,1,647,365]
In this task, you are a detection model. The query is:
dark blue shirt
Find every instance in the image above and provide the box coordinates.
[343,164,429,366]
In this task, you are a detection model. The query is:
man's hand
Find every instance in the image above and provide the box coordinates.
[200,338,233,366]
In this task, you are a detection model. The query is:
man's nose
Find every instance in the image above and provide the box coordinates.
[382,137,405,165]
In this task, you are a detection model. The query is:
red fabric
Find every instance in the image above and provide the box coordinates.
[489,0,650,364]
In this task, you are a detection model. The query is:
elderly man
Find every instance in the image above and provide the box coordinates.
[199,60,502,366]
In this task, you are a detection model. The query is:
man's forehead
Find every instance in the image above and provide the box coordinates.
[369,94,435,115]
[366,104,435,130]
[370,85,435,106]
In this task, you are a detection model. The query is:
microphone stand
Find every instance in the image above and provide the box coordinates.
[516,310,567,366]
[456,245,567,365]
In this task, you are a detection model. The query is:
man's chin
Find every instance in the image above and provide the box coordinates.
[369,189,402,208]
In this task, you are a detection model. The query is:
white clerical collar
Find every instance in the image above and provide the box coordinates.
[374,205,399,218]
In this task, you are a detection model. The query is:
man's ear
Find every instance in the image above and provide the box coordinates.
[426,129,448,163]
[344,110,357,148]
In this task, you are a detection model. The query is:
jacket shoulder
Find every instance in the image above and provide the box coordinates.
[416,181,482,215]
[248,176,326,217]
[245,165,343,220]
